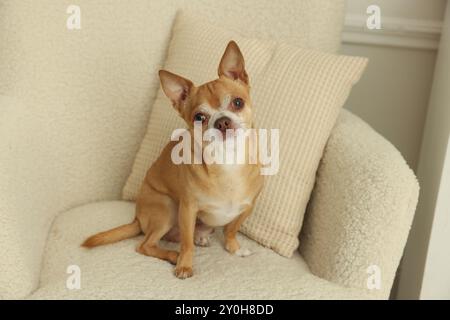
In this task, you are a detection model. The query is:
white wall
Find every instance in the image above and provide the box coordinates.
[342,0,447,170]
[421,140,450,299]
[398,2,450,300]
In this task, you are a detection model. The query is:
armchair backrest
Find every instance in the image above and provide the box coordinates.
[0,0,345,202]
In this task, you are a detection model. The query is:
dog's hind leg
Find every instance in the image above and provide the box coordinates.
[137,229,179,265]
[135,187,179,265]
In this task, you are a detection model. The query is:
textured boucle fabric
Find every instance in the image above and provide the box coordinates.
[30,201,371,300]
[0,0,345,299]
[299,110,420,299]
[122,13,368,257]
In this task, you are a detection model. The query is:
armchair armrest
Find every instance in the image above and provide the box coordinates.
[0,95,132,298]
[299,110,419,299]
[0,95,44,298]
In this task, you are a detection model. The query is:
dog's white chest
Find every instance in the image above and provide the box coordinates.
[195,164,255,227]
[198,198,251,227]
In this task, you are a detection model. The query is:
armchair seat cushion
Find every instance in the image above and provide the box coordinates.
[30,201,368,300]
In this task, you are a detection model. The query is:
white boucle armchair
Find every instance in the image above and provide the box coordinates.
[0,0,418,299]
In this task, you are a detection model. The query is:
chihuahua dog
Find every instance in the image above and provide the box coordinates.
[82,41,264,279]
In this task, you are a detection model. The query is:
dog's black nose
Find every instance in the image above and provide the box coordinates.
[214,117,232,134]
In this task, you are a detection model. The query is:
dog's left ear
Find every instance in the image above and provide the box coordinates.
[218,41,249,85]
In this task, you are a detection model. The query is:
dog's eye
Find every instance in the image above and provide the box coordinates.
[193,113,207,123]
[232,97,244,110]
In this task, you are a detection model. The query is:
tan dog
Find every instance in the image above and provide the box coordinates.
[82,41,264,279]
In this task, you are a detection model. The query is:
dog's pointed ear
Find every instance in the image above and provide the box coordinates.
[218,41,249,85]
[159,70,193,111]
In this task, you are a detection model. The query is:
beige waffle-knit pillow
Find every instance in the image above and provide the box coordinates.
[123,12,367,257]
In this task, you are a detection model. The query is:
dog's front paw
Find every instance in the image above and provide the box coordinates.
[174,266,193,279]
[235,248,253,257]
[225,238,253,257]
[225,238,240,254]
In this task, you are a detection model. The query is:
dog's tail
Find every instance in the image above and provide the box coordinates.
[81,219,141,248]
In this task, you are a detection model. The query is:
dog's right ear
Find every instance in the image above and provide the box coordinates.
[159,70,193,112]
